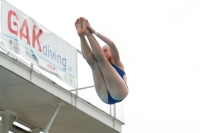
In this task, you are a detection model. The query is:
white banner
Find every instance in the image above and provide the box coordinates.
[1,0,78,88]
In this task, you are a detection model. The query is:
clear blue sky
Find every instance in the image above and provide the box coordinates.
[5,0,200,132]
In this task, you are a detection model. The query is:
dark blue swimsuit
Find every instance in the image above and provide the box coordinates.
[108,63,127,104]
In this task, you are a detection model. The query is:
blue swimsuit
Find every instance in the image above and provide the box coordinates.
[108,63,127,104]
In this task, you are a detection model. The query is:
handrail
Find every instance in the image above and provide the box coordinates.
[77,49,82,54]
[70,85,94,92]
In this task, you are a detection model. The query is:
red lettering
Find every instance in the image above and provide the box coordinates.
[20,20,30,45]
[8,10,43,52]
[32,26,43,52]
[47,64,56,71]
[8,10,18,35]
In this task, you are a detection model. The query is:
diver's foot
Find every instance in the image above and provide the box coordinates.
[81,17,91,35]
[75,18,83,36]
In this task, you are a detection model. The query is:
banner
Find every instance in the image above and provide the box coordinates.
[1,0,78,88]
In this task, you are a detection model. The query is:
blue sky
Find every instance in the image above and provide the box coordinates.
[4,0,200,132]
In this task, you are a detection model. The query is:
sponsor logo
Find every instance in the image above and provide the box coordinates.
[25,50,38,63]
[64,74,72,84]
[9,39,20,54]
[47,64,57,72]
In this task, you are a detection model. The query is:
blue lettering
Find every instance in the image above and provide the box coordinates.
[43,44,47,55]
[43,44,67,71]
[62,58,66,70]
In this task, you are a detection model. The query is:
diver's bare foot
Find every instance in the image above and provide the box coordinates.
[81,17,91,35]
[75,18,83,36]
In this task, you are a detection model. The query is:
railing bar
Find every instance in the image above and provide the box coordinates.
[70,85,94,91]
[77,49,82,54]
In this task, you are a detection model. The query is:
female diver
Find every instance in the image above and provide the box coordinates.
[75,17,128,104]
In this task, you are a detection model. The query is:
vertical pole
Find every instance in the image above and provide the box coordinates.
[2,114,10,133]
[0,110,18,133]
[75,87,78,107]
[114,104,116,118]
[75,50,79,107]
[113,104,116,129]
[110,105,112,116]
[1,114,16,133]
[30,63,33,81]
[0,118,2,133]
[32,128,40,133]
[43,104,62,133]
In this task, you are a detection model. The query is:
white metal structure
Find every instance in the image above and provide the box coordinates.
[0,45,124,133]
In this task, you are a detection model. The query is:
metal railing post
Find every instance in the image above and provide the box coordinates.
[75,50,79,107]
[113,104,116,129]
[110,105,111,115]
[30,63,33,81]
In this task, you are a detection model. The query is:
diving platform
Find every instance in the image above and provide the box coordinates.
[0,46,124,133]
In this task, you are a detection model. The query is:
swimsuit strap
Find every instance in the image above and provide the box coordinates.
[110,63,126,78]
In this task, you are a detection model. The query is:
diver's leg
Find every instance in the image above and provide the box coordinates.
[75,18,109,103]
[82,18,128,100]
[81,18,108,62]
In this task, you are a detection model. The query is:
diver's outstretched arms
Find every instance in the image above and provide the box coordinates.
[85,19,121,62]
